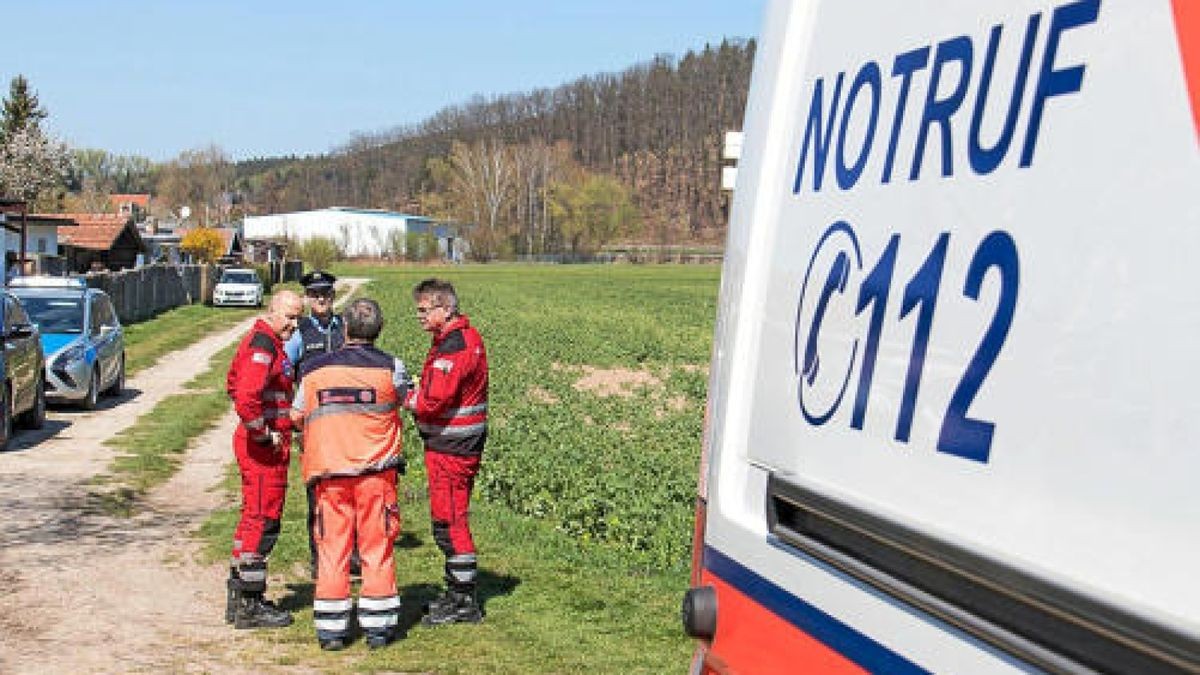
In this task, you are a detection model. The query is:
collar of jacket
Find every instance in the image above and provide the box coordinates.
[435,314,470,343]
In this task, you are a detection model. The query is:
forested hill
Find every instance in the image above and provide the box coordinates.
[236,38,755,255]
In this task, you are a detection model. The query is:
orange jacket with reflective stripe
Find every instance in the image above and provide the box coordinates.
[296,345,405,485]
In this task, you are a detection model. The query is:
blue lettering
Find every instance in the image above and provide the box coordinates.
[793,73,845,194]
[1021,0,1100,167]
[911,36,973,181]
[882,47,930,184]
[969,15,1041,175]
[836,62,882,190]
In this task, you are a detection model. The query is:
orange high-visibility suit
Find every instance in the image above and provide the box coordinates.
[293,344,409,645]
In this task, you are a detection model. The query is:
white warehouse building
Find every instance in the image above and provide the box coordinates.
[242,207,462,260]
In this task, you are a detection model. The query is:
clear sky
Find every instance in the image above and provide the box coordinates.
[2,0,765,162]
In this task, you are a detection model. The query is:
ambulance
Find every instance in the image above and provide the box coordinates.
[683,0,1200,672]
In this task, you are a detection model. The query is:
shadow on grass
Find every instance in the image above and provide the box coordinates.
[280,567,521,636]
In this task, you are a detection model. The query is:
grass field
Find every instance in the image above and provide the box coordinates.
[200,263,721,672]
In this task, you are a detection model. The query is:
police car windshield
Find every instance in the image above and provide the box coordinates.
[15,296,84,333]
[221,272,258,284]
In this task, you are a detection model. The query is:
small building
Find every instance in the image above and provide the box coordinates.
[109,194,151,221]
[51,213,146,272]
[243,207,462,260]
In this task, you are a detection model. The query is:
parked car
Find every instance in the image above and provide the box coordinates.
[8,277,124,409]
[213,268,264,307]
[0,290,46,449]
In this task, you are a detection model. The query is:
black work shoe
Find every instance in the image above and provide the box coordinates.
[422,593,483,626]
[234,595,293,629]
[225,578,238,624]
[319,638,346,651]
[422,589,455,615]
[366,632,393,649]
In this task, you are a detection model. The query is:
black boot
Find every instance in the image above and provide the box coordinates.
[234,592,293,629]
[422,591,483,626]
[225,568,240,624]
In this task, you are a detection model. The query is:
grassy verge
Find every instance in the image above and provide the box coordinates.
[96,343,237,516]
[123,304,257,376]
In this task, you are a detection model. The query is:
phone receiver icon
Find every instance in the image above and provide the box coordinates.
[802,251,850,386]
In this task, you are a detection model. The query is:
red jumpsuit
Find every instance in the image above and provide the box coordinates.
[226,319,294,586]
[404,314,489,598]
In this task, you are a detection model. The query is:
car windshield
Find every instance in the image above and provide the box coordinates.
[221,272,258,285]
[15,296,84,333]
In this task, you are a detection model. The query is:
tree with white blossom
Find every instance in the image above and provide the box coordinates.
[0,76,71,204]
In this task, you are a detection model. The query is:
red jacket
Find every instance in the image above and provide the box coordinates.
[227,318,294,443]
[405,314,488,455]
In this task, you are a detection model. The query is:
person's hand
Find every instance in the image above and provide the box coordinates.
[270,431,284,449]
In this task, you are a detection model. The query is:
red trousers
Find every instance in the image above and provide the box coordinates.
[231,426,290,561]
[426,450,481,555]
[313,471,401,601]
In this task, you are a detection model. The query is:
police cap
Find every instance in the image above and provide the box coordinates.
[300,270,337,292]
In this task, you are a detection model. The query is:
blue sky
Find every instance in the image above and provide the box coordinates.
[2,1,765,162]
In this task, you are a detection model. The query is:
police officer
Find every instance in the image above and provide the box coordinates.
[290,298,411,650]
[225,290,303,629]
[284,270,360,579]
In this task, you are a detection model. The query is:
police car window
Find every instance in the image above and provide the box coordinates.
[100,297,119,327]
[8,298,29,326]
[90,297,103,333]
[15,296,84,333]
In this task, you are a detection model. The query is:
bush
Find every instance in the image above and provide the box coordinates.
[295,236,341,271]
[251,263,273,292]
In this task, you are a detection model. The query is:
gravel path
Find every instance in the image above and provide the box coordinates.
[0,279,366,673]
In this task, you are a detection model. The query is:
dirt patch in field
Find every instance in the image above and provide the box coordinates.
[527,385,560,404]
[569,365,661,398]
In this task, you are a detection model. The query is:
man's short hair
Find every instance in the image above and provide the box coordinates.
[343,298,384,341]
[412,278,458,313]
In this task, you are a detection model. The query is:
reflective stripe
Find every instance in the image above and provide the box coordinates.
[262,408,289,419]
[359,596,401,611]
[449,553,477,564]
[418,421,487,438]
[315,617,350,631]
[314,598,353,612]
[238,568,266,583]
[245,417,266,430]
[307,402,398,424]
[449,567,477,583]
[358,614,399,629]
[441,403,488,418]
[263,390,289,402]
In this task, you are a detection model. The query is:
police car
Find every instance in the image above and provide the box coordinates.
[8,277,125,409]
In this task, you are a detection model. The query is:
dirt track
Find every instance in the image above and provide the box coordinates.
[0,281,365,673]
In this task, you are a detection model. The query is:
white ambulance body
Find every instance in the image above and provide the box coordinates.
[684,0,1200,672]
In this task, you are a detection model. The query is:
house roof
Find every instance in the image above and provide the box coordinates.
[40,213,138,251]
[109,194,151,207]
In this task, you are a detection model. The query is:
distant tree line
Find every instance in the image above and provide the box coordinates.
[232,38,755,257]
[1,38,755,259]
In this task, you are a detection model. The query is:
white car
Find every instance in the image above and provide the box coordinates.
[213,269,263,307]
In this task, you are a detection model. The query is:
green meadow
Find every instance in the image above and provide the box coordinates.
[201,263,721,672]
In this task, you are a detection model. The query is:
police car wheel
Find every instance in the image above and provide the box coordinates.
[80,369,100,411]
[104,357,125,397]
[0,384,11,450]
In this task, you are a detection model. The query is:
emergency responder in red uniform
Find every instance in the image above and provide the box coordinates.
[224,290,304,629]
[291,298,411,650]
[403,278,489,625]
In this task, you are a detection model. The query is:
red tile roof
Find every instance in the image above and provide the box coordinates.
[38,213,135,251]
[108,193,151,207]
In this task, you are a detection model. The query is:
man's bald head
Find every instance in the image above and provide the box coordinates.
[265,290,304,340]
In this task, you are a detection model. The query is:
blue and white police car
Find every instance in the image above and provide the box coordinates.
[8,277,125,409]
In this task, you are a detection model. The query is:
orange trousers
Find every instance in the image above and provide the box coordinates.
[313,471,401,601]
